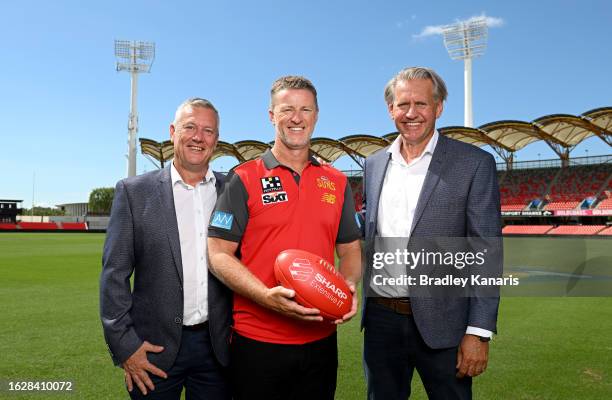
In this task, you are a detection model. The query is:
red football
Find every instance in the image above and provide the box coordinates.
[274,249,353,320]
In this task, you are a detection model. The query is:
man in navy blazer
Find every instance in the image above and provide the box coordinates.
[361,67,502,399]
[100,98,232,399]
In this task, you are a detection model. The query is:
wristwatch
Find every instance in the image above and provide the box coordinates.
[476,335,491,343]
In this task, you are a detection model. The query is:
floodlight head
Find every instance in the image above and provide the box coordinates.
[442,17,488,60]
[114,40,155,73]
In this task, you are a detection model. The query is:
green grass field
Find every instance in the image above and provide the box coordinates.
[1,233,611,399]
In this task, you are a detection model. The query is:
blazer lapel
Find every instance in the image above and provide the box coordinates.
[409,135,448,236]
[368,151,391,232]
[159,166,183,285]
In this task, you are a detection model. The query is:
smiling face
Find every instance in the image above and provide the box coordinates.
[269,88,318,151]
[170,105,219,177]
[388,78,443,149]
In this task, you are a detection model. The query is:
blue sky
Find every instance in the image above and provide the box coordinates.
[2,0,611,207]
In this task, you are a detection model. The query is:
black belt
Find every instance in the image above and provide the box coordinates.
[371,297,412,315]
[183,321,209,331]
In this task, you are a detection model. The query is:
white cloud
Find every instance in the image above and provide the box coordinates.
[413,13,504,39]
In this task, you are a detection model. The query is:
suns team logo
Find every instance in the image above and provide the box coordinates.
[316,176,336,191]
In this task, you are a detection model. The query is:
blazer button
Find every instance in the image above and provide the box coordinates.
[174,317,182,324]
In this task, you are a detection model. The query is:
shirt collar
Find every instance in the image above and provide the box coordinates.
[387,130,439,165]
[261,149,321,170]
[171,162,215,186]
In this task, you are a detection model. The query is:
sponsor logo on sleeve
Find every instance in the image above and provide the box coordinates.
[210,211,234,230]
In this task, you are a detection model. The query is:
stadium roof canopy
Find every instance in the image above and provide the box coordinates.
[140,106,612,170]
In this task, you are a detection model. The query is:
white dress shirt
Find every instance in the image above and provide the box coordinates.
[171,163,217,326]
[375,131,492,339]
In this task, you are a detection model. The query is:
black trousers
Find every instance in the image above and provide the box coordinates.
[363,300,471,400]
[129,326,230,400]
[230,332,338,400]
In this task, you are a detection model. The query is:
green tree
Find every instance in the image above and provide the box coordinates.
[88,187,115,215]
[20,206,65,216]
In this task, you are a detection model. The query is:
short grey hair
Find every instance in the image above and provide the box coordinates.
[384,67,448,105]
[173,97,220,128]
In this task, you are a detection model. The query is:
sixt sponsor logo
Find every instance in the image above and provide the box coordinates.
[289,259,314,281]
[314,273,348,299]
[262,191,288,204]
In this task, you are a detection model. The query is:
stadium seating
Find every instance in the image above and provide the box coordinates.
[499,163,612,210]
[597,226,612,235]
[18,222,58,230]
[501,204,525,211]
[547,225,607,235]
[61,222,87,230]
[499,168,557,208]
[349,179,363,211]
[597,197,612,209]
[0,223,18,230]
[543,201,581,211]
[502,225,554,235]
[546,164,612,203]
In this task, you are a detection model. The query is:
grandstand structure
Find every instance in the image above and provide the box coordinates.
[0,199,22,226]
[3,108,610,235]
[137,106,612,230]
[140,106,611,170]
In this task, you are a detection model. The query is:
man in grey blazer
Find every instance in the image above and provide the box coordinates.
[361,67,502,399]
[100,98,232,399]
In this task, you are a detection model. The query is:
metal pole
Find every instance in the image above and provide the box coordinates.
[31,172,35,218]
[127,69,138,177]
[464,57,473,127]
[127,44,139,178]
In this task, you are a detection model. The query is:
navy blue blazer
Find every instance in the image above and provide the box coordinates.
[100,166,232,370]
[361,134,502,349]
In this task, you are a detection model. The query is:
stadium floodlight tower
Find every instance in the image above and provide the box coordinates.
[442,17,488,128]
[114,40,155,177]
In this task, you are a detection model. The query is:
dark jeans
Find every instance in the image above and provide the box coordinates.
[363,300,471,400]
[129,326,230,400]
[230,332,338,400]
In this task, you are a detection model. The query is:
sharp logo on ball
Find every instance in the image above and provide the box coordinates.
[260,176,283,193]
[288,258,314,281]
[262,191,288,205]
[314,273,349,300]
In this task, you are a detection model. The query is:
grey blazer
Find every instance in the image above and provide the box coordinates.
[361,134,502,349]
[100,166,232,370]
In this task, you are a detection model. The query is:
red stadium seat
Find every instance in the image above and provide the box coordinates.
[547,225,607,235]
[597,226,612,236]
[0,223,18,230]
[61,222,88,230]
[18,222,58,230]
[502,225,554,235]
